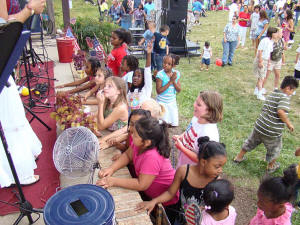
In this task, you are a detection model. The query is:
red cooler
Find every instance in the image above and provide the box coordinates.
[56,37,75,63]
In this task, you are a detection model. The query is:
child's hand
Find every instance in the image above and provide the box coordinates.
[96,177,114,188]
[99,142,109,150]
[107,138,117,146]
[56,90,70,96]
[135,201,156,215]
[98,167,114,178]
[170,72,177,83]
[146,41,153,53]
[175,139,185,152]
[172,134,183,142]
[295,148,300,156]
[84,91,91,101]
[287,123,294,132]
[96,90,105,105]
[55,84,65,88]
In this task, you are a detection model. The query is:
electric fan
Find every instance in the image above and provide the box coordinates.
[53,126,100,183]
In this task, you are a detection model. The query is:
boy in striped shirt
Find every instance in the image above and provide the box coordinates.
[234,76,299,173]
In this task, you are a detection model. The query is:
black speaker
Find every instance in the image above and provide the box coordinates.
[165,0,188,47]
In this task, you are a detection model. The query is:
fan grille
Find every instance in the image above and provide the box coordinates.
[53,127,99,177]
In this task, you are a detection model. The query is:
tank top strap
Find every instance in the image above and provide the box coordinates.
[183,164,190,181]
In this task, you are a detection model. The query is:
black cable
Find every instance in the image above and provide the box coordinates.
[0,199,41,223]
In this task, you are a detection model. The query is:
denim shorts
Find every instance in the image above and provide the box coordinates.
[202,58,210,65]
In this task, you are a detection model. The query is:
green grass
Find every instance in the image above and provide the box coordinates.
[52,4,300,222]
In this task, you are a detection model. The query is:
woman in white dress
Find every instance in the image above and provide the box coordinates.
[0,76,42,187]
[0,0,45,187]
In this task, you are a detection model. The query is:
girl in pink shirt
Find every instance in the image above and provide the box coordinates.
[97,117,179,221]
[136,136,227,224]
[201,179,237,225]
[249,165,297,225]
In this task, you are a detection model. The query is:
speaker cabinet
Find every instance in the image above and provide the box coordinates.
[165,0,188,47]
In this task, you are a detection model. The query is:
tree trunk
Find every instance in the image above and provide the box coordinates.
[62,0,70,30]
[46,0,56,37]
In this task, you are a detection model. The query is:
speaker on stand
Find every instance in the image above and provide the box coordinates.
[161,0,188,53]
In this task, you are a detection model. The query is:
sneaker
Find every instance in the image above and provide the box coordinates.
[253,87,258,95]
[261,88,266,95]
[257,93,266,101]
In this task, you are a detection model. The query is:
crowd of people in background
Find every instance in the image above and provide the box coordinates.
[2,0,300,224]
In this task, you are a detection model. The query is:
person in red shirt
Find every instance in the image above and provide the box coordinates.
[107,28,132,77]
[238,5,251,48]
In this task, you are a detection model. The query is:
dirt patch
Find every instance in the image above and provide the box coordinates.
[224,175,257,225]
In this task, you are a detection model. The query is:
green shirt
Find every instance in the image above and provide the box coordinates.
[254,89,290,137]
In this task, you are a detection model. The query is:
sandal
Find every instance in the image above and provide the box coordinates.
[233,156,247,164]
[267,162,280,173]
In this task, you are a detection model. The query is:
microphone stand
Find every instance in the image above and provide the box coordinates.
[0,122,43,225]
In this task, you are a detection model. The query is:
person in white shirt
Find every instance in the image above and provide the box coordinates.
[228,0,239,22]
[201,41,213,71]
[253,27,278,101]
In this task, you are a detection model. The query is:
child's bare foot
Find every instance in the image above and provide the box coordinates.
[206,68,208,71]
[200,68,204,71]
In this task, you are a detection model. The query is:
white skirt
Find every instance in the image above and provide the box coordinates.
[157,99,179,126]
[0,76,42,187]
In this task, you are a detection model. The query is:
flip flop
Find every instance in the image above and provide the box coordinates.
[233,156,247,164]
[267,162,280,174]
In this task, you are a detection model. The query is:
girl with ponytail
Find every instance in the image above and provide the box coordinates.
[249,164,297,225]
[136,136,227,224]
[97,117,179,221]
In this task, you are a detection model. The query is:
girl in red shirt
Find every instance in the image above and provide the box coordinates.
[107,28,132,77]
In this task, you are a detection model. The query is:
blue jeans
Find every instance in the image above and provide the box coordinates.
[151,52,155,71]
[134,20,144,28]
[154,53,165,71]
[295,11,300,26]
[222,40,237,64]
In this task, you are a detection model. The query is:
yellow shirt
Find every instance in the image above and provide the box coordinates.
[297,162,300,179]
[100,2,108,12]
